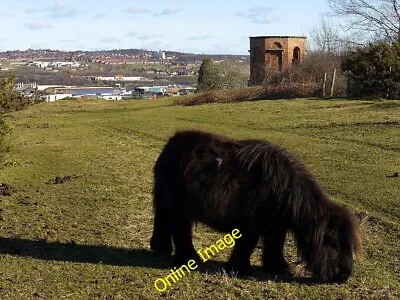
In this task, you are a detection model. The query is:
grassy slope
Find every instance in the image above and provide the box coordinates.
[0,98,399,299]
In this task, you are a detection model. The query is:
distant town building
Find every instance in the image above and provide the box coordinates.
[45,94,73,102]
[37,85,72,91]
[94,76,150,82]
[154,50,166,60]
[179,87,196,95]
[249,36,307,85]
[101,94,122,100]
[135,86,168,94]
[16,82,37,89]
[55,87,125,97]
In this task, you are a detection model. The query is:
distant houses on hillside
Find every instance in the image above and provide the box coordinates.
[144,68,196,76]
[27,61,86,70]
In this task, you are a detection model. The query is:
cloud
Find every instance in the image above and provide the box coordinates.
[26,22,53,30]
[94,12,106,19]
[24,7,42,14]
[0,12,13,18]
[124,7,152,15]
[235,5,280,24]
[138,33,163,40]
[207,42,241,55]
[126,32,163,40]
[24,0,80,19]
[60,38,78,43]
[156,6,182,16]
[49,0,79,19]
[187,34,213,41]
[29,43,50,49]
[99,37,120,43]
[126,31,137,38]
[125,5,182,17]
[140,40,167,51]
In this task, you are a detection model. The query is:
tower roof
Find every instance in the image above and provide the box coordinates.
[250,36,306,39]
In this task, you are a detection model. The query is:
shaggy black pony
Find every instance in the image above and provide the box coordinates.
[150,130,362,283]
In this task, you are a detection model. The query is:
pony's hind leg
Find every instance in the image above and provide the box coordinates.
[262,226,292,276]
[150,182,173,256]
[225,229,260,276]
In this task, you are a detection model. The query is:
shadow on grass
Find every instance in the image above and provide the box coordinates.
[0,237,316,285]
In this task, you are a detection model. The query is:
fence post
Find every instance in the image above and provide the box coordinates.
[322,73,327,97]
[347,70,351,98]
[330,69,337,97]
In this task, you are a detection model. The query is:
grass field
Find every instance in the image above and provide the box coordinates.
[0,98,399,299]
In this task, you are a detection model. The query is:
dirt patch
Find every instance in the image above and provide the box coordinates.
[17,195,38,206]
[51,176,71,184]
[315,103,354,109]
[370,121,400,127]
[293,120,400,130]
[0,183,13,196]
[355,211,368,222]
[372,102,400,109]
[22,123,52,129]
[46,174,90,185]
[387,172,399,178]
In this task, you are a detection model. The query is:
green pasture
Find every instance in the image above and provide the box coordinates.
[0,98,399,299]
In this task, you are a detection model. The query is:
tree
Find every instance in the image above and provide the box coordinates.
[0,74,31,111]
[328,0,400,42]
[0,114,12,161]
[197,57,221,92]
[0,76,14,161]
[0,74,39,162]
[342,41,400,99]
[310,16,343,52]
[216,61,249,89]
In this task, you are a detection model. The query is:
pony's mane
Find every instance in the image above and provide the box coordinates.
[236,140,362,257]
[236,140,323,222]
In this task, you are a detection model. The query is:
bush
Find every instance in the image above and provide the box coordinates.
[252,51,348,98]
[197,58,249,92]
[193,51,345,103]
[215,61,249,89]
[175,82,320,106]
[280,51,347,98]
[342,42,400,99]
[0,75,33,111]
[176,86,263,105]
[0,117,12,162]
[0,74,32,163]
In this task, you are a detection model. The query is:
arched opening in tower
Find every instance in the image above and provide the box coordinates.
[273,42,283,72]
[293,47,301,64]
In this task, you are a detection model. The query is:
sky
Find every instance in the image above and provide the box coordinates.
[0,0,332,54]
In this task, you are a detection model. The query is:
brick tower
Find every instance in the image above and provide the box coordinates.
[249,36,307,85]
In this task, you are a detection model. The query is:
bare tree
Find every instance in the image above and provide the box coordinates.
[310,16,343,52]
[328,0,400,42]
[215,61,249,89]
